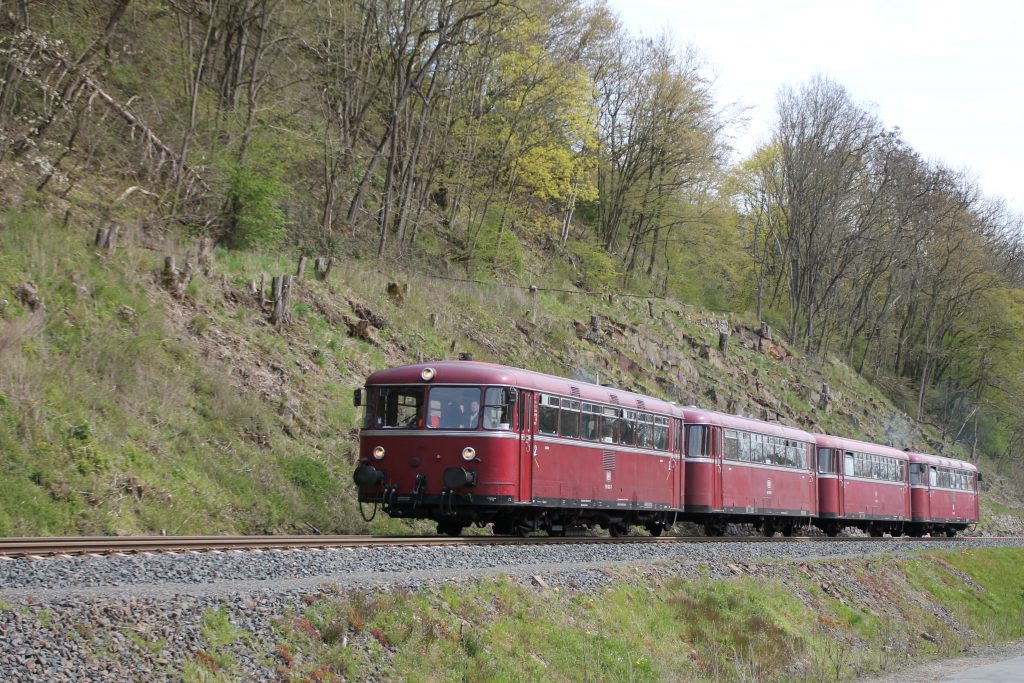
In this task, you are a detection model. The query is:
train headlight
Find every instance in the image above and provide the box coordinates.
[421,367,436,381]
[461,446,476,462]
[373,446,386,460]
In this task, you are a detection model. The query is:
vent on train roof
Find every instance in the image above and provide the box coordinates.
[637,399,646,409]
[570,386,581,398]
[609,393,619,405]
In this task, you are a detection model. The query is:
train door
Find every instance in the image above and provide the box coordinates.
[712,426,723,511]
[673,419,684,510]
[807,444,816,514]
[837,450,847,515]
[517,390,535,503]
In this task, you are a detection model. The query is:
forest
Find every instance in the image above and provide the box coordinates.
[2,0,1024,470]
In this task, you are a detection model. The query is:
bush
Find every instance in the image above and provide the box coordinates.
[284,455,337,494]
[222,162,287,250]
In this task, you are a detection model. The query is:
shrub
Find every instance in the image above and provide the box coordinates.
[222,162,287,250]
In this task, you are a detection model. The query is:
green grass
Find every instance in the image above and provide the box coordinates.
[262,549,1024,682]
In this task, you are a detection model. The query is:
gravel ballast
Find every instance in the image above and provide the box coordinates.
[1,537,1021,681]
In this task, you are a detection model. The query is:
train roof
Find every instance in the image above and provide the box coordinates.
[365,360,679,414]
[906,451,978,472]
[812,433,910,460]
[681,406,816,442]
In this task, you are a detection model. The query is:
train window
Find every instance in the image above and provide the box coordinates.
[599,407,618,443]
[929,466,937,487]
[559,398,580,438]
[751,434,764,463]
[724,430,740,460]
[581,403,600,441]
[620,410,636,446]
[635,414,652,448]
[429,387,483,429]
[686,425,709,457]
[483,387,513,430]
[370,386,426,429]
[738,432,750,462]
[817,448,835,473]
[538,394,559,435]
[844,452,854,476]
[654,417,669,450]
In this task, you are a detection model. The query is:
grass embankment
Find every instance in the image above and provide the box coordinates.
[182,548,1024,682]
[2,207,1023,536]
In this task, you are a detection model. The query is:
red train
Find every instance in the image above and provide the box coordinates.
[352,360,980,537]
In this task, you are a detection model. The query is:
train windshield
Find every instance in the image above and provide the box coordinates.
[426,387,482,429]
[364,386,425,428]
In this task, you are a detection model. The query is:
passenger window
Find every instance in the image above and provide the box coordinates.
[654,417,669,451]
[559,398,580,438]
[844,453,854,477]
[619,411,636,446]
[599,408,617,443]
[538,394,559,435]
[724,430,740,461]
[581,404,600,441]
[635,415,652,448]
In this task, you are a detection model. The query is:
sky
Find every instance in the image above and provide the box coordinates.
[606,0,1024,215]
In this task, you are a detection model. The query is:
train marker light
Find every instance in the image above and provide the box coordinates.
[461,446,476,461]
[373,446,386,460]
[421,367,436,381]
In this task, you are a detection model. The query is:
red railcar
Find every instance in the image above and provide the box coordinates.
[907,452,980,536]
[812,435,911,536]
[682,408,816,536]
[353,359,982,538]
[353,360,682,536]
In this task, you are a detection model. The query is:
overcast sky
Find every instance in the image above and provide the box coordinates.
[606,0,1024,215]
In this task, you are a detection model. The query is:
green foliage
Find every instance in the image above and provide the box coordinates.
[566,238,619,291]
[221,160,287,250]
[283,456,338,495]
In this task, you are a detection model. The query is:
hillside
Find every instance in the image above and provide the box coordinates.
[2,0,1024,536]
[1,203,1021,536]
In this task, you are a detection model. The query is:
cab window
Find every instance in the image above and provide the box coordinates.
[369,386,425,429]
[428,386,482,429]
[482,387,513,430]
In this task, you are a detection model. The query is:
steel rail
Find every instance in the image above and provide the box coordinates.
[0,533,993,558]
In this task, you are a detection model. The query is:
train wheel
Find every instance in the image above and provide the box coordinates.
[703,520,726,537]
[945,528,957,537]
[608,523,628,537]
[436,520,465,537]
[824,524,841,537]
[646,523,664,537]
[780,524,795,537]
[491,520,515,536]
[760,520,775,537]
[868,526,883,538]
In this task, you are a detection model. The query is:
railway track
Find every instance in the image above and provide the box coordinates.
[0,532,987,558]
